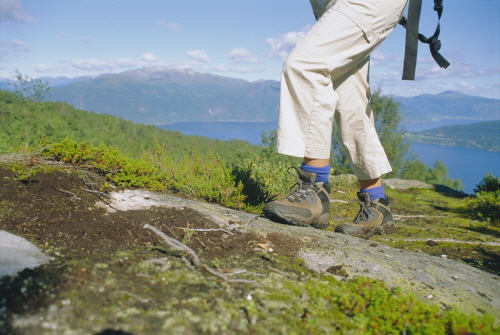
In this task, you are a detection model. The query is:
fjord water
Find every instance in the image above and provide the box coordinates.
[158,121,500,194]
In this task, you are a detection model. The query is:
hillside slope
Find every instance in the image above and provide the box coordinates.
[43,69,500,124]
[0,90,257,162]
[406,120,500,152]
[397,91,500,123]
[48,68,280,124]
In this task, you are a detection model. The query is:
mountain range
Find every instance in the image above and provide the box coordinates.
[2,68,499,125]
[406,120,500,152]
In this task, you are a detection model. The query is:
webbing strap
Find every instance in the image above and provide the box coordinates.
[400,0,450,80]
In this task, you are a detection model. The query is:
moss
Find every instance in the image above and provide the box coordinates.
[1,147,499,334]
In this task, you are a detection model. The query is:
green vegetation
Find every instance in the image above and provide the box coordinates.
[0,78,468,216]
[329,89,463,190]
[0,89,257,164]
[467,174,500,225]
[406,120,500,152]
[1,76,499,334]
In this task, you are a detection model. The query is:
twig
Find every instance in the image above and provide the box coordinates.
[329,199,349,203]
[144,224,260,286]
[225,269,247,276]
[83,188,110,197]
[53,187,81,201]
[144,224,200,265]
[195,236,206,247]
[202,265,259,286]
[174,227,234,235]
[164,225,179,239]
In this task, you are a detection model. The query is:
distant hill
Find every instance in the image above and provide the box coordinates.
[47,68,280,124]
[396,91,500,124]
[406,120,500,152]
[4,68,499,124]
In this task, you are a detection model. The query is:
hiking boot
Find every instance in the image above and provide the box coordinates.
[335,192,395,239]
[262,167,330,228]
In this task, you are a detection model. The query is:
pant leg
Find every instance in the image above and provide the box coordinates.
[277,0,407,179]
[332,56,392,179]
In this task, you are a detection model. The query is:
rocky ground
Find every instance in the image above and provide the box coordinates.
[0,158,499,334]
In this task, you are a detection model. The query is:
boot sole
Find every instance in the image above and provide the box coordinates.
[263,205,330,229]
[335,221,395,240]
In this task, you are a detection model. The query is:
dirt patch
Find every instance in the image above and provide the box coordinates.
[0,165,308,334]
[0,166,302,262]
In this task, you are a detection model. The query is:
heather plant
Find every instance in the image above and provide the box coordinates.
[466,175,500,225]
[46,138,247,210]
[467,190,500,225]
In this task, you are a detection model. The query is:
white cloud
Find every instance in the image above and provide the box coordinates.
[224,48,260,64]
[210,64,264,74]
[0,0,37,23]
[34,54,179,75]
[186,50,210,63]
[370,51,387,66]
[0,39,30,60]
[156,20,180,32]
[8,39,30,53]
[141,53,162,63]
[265,25,311,61]
[67,58,134,71]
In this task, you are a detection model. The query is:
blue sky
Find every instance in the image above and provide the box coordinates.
[1,0,499,98]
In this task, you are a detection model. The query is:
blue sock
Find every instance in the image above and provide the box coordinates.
[360,185,385,201]
[300,163,330,184]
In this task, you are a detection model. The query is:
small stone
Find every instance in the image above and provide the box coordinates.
[426,294,434,300]
[426,240,438,247]
[246,294,252,301]
[268,248,274,252]
[441,254,448,259]
[452,275,458,280]
[369,243,378,247]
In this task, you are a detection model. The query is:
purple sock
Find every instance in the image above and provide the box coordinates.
[300,163,330,184]
[360,185,385,201]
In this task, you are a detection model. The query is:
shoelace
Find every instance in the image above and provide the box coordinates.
[349,198,374,223]
[285,168,318,202]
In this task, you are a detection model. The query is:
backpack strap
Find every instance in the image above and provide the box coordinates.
[399,0,450,80]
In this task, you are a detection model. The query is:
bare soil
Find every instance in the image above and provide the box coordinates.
[0,164,304,334]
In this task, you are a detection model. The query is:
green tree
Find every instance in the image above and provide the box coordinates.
[8,72,50,145]
[401,156,463,190]
[371,89,410,177]
[331,89,409,177]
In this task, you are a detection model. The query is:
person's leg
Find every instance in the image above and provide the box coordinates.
[331,57,395,238]
[277,0,408,161]
[264,0,407,229]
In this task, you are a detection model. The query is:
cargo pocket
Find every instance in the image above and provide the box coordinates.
[333,2,376,43]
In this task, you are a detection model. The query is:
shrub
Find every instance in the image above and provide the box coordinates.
[45,138,246,210]
[467,190,500,225]
[474,174,500,193]
[231,157,298,212]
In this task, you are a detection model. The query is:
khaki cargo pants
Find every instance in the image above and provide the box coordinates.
[277,0,408,180]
